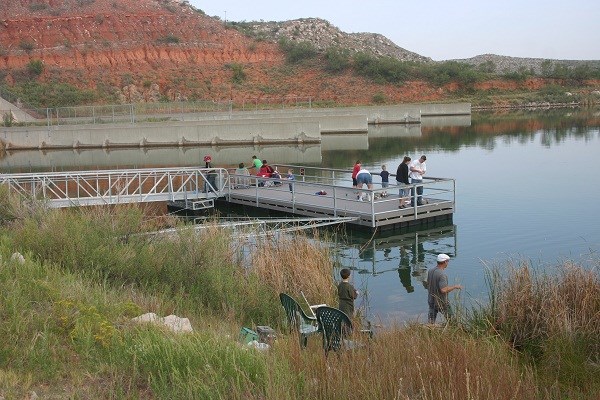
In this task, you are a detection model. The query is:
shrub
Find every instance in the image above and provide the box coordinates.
[27,59,44,77]
[156,34,180,44]
[352,52,413,84]
[324,47,350,73]
[278,39,318,64]
[421,61,483,86]
[502,66,534,82]
[19,40,35,52]
[2,111,14,127]
[7,81,97,108]
[372,92,386,104]
[226,63,247,85]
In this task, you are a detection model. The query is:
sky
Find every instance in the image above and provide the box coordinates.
[190,0,600,61]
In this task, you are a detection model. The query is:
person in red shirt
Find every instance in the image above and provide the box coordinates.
[258,160,274,178]
[351,160,361,188]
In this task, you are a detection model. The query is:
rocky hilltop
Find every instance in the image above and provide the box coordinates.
[0,0,598,107]
[454,54,600,74]
[234,18,430,63]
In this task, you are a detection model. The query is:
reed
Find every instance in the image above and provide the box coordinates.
[251,230,337,306]
[477,261,600,395]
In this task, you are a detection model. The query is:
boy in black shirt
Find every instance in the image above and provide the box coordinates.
[338,268,358,317]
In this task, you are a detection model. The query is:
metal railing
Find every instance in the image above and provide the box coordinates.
[0,167,229,208]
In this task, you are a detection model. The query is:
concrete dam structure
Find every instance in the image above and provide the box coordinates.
[0,102,470,151]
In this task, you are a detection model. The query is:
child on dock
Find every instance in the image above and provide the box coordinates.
[287,168,295,192]
[380,164,389,197]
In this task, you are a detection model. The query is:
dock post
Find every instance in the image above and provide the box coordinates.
[333,187,337,217]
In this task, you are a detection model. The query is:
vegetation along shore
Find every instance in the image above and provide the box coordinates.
[0,188,598,399]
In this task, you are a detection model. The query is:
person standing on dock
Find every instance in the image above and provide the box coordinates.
[351,160,361,188]
[409,155,427,206]
[234,162,250,188]
[287,168,295,192]
[379,165,389,197]
[426,253,462,324]
[203,155,216,193]
[356,167,373,201]
[396,156,411,208]
[251,155,262,172]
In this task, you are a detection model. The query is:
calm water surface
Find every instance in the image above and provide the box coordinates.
[322,108,600,324]
[3,108,599,325]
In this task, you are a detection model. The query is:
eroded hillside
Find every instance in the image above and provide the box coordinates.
[1,0,598,107]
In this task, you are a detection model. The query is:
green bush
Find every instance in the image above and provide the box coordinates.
[324,47,350,73]
[421,61,484,86]
[352,52,413,84]
[502,66,534,82]
[2,112,14,127]
[278,39,317,64]
[27,59,44,77]
[29,3,48,11]
[372,92,386,104]
[226,63,247,84]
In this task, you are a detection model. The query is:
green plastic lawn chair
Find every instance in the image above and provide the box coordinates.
[279,293,320,348]
[315,306,353,355]
[315,306,373,356]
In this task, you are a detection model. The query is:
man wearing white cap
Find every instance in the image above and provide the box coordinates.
[426,253,462,324]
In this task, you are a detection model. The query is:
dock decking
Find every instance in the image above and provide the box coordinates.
[223,165,455,232]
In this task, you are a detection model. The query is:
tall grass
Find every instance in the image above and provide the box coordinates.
[251,232,336,305]
[475,261,600,395]
[0,192,598,398]
[266,325,546,400]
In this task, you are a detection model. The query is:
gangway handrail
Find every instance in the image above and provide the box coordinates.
[0,167,229,209]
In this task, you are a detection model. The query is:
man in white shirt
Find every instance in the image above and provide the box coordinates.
[409,155,427,206]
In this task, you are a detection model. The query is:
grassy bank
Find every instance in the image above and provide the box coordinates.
[0,194,598,399]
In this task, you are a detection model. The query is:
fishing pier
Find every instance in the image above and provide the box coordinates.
[1,165,455,232]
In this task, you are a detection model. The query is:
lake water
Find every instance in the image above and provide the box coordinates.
[2,107,599,325]
[323,108,600,325]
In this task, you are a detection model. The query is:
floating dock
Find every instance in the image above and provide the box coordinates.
[221,165,455,233]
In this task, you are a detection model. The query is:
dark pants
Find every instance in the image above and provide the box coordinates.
[411,179,423,205]
[428,300,453,324]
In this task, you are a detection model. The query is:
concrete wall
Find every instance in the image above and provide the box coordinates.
[0,144,323,172]
[188,103,470,124]
[1,119,321,150]
[0,102,469,151]
[0,97,37,123]
[183,113,368,133]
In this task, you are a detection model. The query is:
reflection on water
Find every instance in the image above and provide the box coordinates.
[331,225,457,325]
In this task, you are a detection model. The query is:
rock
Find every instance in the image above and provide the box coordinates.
[10,252,25,264]
[163,315,193,332]
[131,312,160,323]
[131,313,193,333]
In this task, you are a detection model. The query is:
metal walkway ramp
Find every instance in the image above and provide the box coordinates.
[0,167,228,209]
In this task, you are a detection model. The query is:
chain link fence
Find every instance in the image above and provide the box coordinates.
[1,90,314,127]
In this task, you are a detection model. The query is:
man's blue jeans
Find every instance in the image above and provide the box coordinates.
[410,179,423,205]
